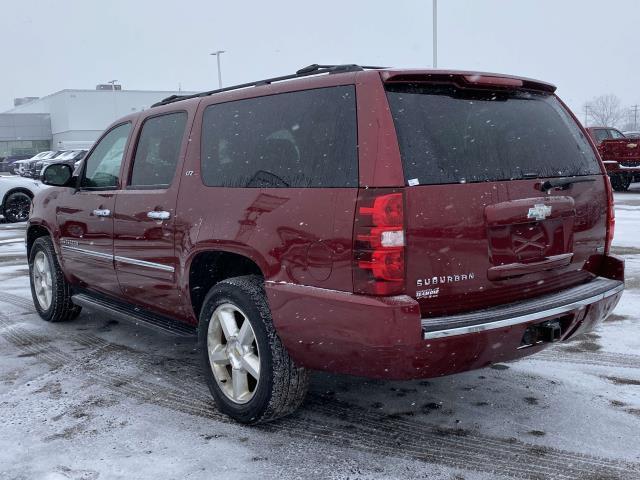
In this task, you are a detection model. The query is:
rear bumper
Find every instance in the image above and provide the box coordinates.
[265,256,625,380]
[421,277,623,340]
[603,160,640,175]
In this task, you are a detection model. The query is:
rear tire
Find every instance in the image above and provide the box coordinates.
[29,236,81,322]
[610,174,631,192]
[198,275,309,424]
[3,191,32,223]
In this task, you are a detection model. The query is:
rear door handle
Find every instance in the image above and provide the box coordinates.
[93,209,111,217]
[147,210,171,220]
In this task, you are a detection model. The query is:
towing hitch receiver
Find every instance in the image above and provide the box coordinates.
[538,320,562,342]
[520,319,563,348]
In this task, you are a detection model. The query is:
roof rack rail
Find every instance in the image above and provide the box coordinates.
[151,63,386,108]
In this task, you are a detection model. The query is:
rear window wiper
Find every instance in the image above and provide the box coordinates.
[539,177,596,192]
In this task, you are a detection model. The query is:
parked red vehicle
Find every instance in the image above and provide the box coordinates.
[586,127,640,190]
[28,64,624,424]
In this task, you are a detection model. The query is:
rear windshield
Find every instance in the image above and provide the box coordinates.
[385,84,601,185]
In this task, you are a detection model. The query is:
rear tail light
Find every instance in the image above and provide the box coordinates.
[353,189,405,295]
[604,175,615,254]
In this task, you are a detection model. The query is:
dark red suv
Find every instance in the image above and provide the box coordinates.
[585,127,640,191]
[28,64,624,423]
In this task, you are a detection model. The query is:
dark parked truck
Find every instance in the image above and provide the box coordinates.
[28,65,624,424]
[586,127,640,190]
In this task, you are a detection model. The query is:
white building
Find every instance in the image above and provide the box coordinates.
[1,87,193,156]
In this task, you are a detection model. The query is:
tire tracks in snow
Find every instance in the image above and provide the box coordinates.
[1,293,639,479]
[5,290,640,371]
[527,348,640,370]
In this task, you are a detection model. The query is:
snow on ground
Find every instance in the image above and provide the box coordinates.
[612,190,640,252]
[0,186,639,479]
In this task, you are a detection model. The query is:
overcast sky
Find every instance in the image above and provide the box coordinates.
[1,0,638,119]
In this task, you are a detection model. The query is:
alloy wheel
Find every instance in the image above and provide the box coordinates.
[5,193,31,222]
[32,251,53,310]
[207,303,261,404]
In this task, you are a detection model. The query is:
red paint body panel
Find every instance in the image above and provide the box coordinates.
[28,67,625,381]
[175,187,359,325]
[265,271,622,379]
[354,72,405,187]
[404,180,607,317]
[54,190,121,295]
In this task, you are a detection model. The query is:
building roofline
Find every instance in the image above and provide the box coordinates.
[4,89,196,113]
[0,112,50,116]
[50,88,198,95]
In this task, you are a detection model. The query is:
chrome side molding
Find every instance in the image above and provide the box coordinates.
[114,255,175,272]
[61,245,112,260]
[61,245,174,273]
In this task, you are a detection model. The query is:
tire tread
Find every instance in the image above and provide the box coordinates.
[199,275,309,424]
[30,236,81,322]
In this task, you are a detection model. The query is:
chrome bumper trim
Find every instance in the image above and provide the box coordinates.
[421,279,624,340]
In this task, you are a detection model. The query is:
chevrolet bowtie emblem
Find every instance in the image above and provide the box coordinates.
[527,204,552,221]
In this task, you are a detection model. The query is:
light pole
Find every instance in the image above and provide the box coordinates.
[631,104,639,130]
[584,104,590,127]
[433,0,438,68]
[210,51,225,89]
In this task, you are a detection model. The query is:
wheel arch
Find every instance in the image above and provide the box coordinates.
[186,248,265,321]
[2,187,34,209]
[26,224,53,259]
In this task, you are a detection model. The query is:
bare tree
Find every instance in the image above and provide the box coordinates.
[584,94,625,127]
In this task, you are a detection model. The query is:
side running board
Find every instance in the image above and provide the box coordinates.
[71,293,196,337]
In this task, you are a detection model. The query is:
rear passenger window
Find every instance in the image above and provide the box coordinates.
[130,112,187,188]
[200,86,357,188]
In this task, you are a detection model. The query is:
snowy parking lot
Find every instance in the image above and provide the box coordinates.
[0,188,639,480]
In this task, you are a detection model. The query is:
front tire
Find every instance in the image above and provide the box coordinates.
[198,275,309,424]
[3,191,32,223]
[29,236,81,322]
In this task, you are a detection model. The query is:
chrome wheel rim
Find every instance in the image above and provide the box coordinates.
[207,303,260,404]
[32,251,52,310]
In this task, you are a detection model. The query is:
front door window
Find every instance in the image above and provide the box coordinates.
[82,123,132,189]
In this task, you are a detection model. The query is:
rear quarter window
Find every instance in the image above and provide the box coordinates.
[200,86,357,188]
[385,84,601,185]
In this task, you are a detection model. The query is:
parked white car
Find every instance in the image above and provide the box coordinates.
[0,176,50,223]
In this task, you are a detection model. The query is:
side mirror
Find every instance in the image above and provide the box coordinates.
[42,163,74,187]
